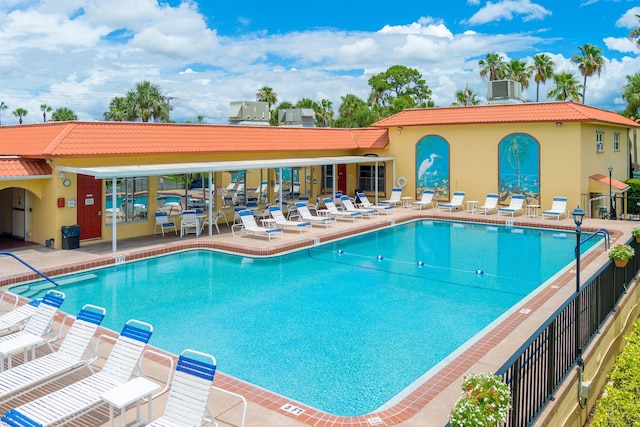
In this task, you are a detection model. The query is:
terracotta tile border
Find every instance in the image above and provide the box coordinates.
[0,214,619,426]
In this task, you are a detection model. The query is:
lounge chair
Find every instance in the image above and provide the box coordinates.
[498,194,525,217]
[268,206,312,233]
[475,193,500,215]
[438,191,466,213]
[320,198,363,222]
[0,298,42,337]
[379,188,403,206]
[154,212,177,236]
[0,319,153,427]
[340,196,379,219]
[0,290,65,371]
[356,192,394,215]
[0,304,106,404]
[542,197,568,220]
[410,191,435,211]
[232,210,284,241]
[180,210,200,237]
[295,203,336,228]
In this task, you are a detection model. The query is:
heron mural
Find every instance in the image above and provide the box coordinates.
[416,135,450,200]
[498,133,540,205]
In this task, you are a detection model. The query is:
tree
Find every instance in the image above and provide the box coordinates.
[547,71,583,102]
[51,107,77,121]
[367,65,432,110]
[103,96,131,121]
[256,86,277,109]
[0,101,7,125]
[478,53,506,81]
[40,104,52,122]
[452,88,480,106]
[532,53,555,102]
[503,59,533,89]
[335,94,368,128]
[104,81,170,122]
[12,108,27,124]
[622,73,640,118]
[629,14,640,48]
[571,44,605,104]
[319,99,334,127]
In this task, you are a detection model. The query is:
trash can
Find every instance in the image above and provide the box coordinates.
[61,225,81,249]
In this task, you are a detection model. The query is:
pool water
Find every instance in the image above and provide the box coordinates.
[15,220,599,416]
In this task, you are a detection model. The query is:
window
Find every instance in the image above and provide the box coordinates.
[596,132,604,153]
[105,176,150,225]
[614,132,620,152]
[357,164,385,192]
[322,165,334,191]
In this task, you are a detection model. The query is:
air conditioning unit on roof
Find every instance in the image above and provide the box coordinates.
[487,80,522,100]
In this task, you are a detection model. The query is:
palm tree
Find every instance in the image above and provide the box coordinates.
[0,101,8,125]
[478,52,506,81]
[452,88,480,106]
[12,108,27,124]
[503,59,533,89]
[532,53,555,102]
[256,86,277,109]
[51,107,78,121]
[103,96,131,121]
[126,81,170,122]
[622,72,640,118]
[319,99,334,127]
[40,104,52,122]
[629,14,640,48]
[547,71,583,102]
[571,44,605,104]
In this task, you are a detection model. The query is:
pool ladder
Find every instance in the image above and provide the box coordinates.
[579,228,610,251]
[0,251,59,298]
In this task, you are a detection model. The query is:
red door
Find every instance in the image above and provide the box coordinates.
[337,164,347,194]
[77,174,102,240]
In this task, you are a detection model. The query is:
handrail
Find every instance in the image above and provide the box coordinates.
[0,251,59,288]
[580,228,610,250]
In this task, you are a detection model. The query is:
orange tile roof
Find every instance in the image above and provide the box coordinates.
[0,122,388,158]
[372,101,640,128]
[0,158,52,179]
[590,174,630,191]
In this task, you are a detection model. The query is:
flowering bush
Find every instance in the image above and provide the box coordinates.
[449,372,512,427]
[608,244,635,261]
[632,227,640,238]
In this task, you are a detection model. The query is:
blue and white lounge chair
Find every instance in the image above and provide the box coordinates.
[498,194,526,217]
[0,297,43,337]
[295,203,336,228]
[232,210,284,241]
[1,319,153,427]
[268,206,312,233]
[438,191,466,213]
[475,193,500,215]
[379,188,403,206]
[410,191,435,211]
[0,290,65,371]
[340,196,379,219]
[542,197,568,220]
[356,192,394,215]
[321,198,362,222]
[0,304,106,404]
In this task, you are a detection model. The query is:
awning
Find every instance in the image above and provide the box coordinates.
[0,158,52,181]
[589,174,630,193]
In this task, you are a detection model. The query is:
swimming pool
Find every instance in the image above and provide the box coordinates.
[13,220,600,416]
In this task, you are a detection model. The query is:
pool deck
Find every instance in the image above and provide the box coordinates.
[0,207,635,427]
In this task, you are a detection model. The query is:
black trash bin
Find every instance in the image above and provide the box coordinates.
[61,225,81,249]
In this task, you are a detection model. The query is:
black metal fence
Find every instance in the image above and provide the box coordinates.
[496,237,639,426]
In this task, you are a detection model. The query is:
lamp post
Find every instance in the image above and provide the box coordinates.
[608,166,616,220]
[572,206,585,362]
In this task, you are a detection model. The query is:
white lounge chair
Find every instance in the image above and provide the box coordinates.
[0,304,106,404]
[438,191,466,213]
[154,212,177,236]
[475,193,500,215]
[356,192,394,215]
[180,210,200,237]
[320,198,362,222]
[0,290,65,371]
[379,188,403,206]
[0,319,153,427]
[0,298,41,337]
[542,197,568,220]
[498,194,525,217]
[410,191,435,211]
[232,210,284,241]
[268,206,312,233]
[340,196,379,219]
[295,203,335,228]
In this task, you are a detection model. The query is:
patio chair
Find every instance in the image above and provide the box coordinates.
[0,304,106,404]
[268,206,312,233]
[295,203,336,228]
[498,194,525,217]
[340,196,379,219]
[180,210,200,237]
[232,210,284,241]
[0,297,42,337]
[0,319,153,427]
[320,198,362,222]
[409,191,435,211]
[379,188,403,206]
[438,191,466,213]
[154,212,177,236]
[475,193,500,215]
[356,192,394,215]
[542,197,568,220]
[0,290,65,371]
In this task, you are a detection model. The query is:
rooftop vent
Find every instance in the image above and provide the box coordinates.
[278,108,316,127]
[487,80,523,102]
[227,101,270,125]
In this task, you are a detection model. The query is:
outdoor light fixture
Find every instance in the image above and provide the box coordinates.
[572,205,586,407]
[397,127,403,135]
[608,166,615,220]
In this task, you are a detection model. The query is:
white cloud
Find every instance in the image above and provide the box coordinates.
[379,18,454,39]
[604,36,640,54]
[464,0,551,25]
[615,7,640,29]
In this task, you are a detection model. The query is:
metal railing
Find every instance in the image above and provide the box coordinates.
[496,237,638,426]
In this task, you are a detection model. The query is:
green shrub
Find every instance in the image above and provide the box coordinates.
[625,178,640,215]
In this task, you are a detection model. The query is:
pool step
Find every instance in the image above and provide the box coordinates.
[11,273,98,299]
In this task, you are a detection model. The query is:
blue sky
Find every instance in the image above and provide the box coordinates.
[0,0,639,124]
